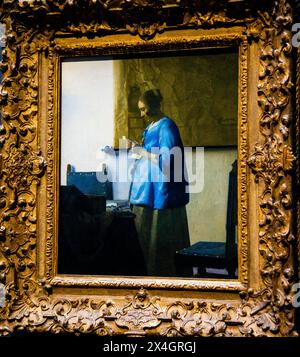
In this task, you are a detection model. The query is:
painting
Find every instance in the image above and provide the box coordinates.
[58,49,238,278]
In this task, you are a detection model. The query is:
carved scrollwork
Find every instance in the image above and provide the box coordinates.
[0,21,45,297]
[297,48,300,283]
[1,286,296,337]
[246,0,297,336]
[0,279,115,336]
[0,0,262,40]
[107,288,164,335]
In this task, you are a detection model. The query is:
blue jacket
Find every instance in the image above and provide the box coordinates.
[130,117,189,209]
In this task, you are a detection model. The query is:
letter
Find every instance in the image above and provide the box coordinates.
[131,344,137,355]
[96,147,117,183]
[192,342,196,354]
[103,343,110,352]
[292,23,300,48]
[184,146,204,194]
[292,283,300,308]
[177,342,185,352]
[118,148,130,183]
[169,342,176,352]
[122,344,132,353]
[112,342,119,352]
[154,341,161,351]
[185,342,194,353]
[172,146,183,182]
[149,146,161,183]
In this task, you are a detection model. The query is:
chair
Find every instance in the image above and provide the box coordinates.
[66,164,113,199]
[175,160,238,279]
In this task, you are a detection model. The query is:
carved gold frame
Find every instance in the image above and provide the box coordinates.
[0,0,298,337]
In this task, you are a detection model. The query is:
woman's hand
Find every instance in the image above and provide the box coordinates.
[130,146,146,159]
[120,136,139,149]
[130,146,159,164]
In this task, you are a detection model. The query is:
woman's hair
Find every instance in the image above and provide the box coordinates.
[139,89,163,112]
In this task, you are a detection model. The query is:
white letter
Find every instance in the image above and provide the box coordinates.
[292,23,300,47]
[184,147,204,194]
[292,283,300,308]
[103,343,109,352]
[131,344,137,355]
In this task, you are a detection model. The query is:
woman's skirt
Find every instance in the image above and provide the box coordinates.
[132,204,190,277]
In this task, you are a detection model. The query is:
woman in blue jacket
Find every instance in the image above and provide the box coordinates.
[129,89,190,276]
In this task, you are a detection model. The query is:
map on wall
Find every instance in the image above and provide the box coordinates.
[113,49,238,147]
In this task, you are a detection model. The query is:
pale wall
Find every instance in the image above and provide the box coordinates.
[61,60,114,185]
[187,148,237,245]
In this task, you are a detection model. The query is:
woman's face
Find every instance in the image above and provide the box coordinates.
[138,100,150,118]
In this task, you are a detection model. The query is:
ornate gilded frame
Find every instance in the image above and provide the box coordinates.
[0,0,298,337]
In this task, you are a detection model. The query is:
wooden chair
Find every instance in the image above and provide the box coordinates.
[66,163,113,199]
[175,160,238,279]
